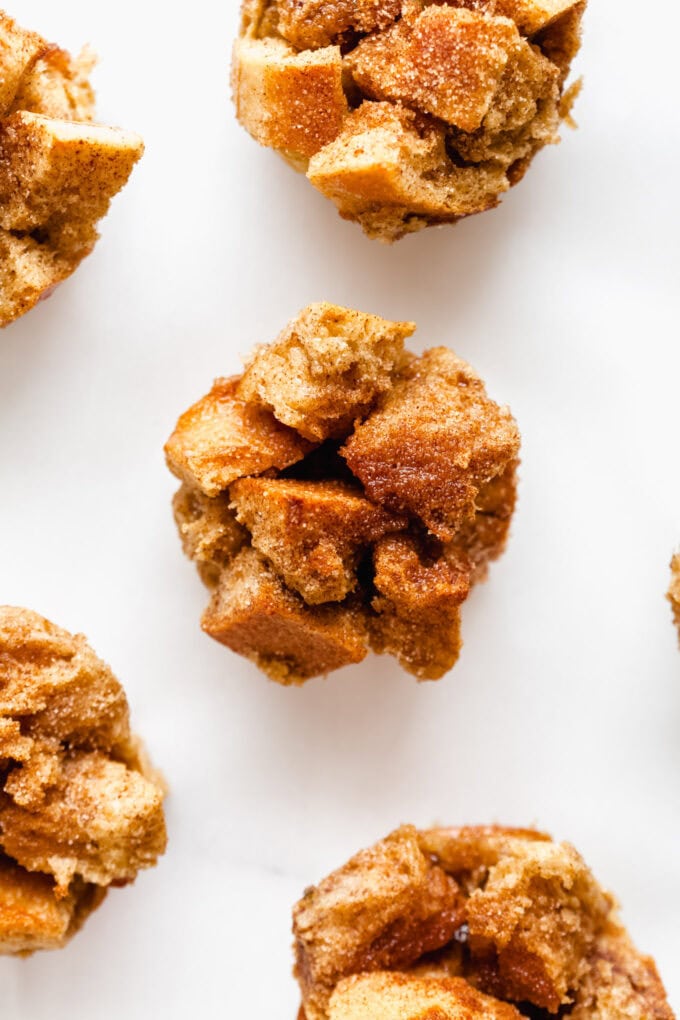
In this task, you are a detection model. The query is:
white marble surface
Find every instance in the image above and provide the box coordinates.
[1,0,679,1016]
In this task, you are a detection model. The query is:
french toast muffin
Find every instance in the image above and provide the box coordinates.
[232,0,585,241]
[165,303,520,684]
[0,11,144,327]
[293,825,673,1019]
[0,607,167,953]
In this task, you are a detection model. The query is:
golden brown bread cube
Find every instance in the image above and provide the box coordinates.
[201,547,368,684]
[346,7,520,133]
[238,303,415,441]
[0,606,167,953]
[232,37,347,163]
[668,554,680,641]
[370,533,469,679]
[167,304,519,684]
[231,477,405,603]
[293,825,673,1020]
[165,376,313,497]
[0,11,143,327]
[232,0,585,240]
[342,348,520,541]
[307,102,509,240]
[328,973,523,1020]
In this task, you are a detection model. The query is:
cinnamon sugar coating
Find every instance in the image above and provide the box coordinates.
[166,303,520,684]
[0,607,167,953]
[232,0,585,241]
[668,554,680,641]
[293,826,673,1020]
[0,11,143,327]
[342,347,520,540]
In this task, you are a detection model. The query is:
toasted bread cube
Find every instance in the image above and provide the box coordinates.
[347,8,519,132]
[294,826,463,1020]
[496,0,583,35]
[370,534,469,680]
[307,103,508,242]
[9,45,96,122]
[453,36,559,168]
[232,36,347,160]
[0,12,46,115]
[231,477,404,603]
[165,376,313,497]
[201,548,368,684]
[173,484,247,587]
[0,752,166,895]
[239,303,414,441]
[0,855,105,955]
[0,112,143,235]
[343,349,520,540]
[329,972,523,1020]
[276,0,404,50]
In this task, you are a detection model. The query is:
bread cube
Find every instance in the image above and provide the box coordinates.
[307,103,508,242]
[347,7,520,132]
[370,533,469,679]
[165,376,313,497]
[0,112,143,236]
[231,477,404,603]
[239,303,414,441]
[201,548,368,683]
[232,36,347,160]
[342,348,520,540]
[329,972,522,1020]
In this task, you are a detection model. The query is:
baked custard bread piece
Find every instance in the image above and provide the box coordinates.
[232,0,585,241]
[166,303,520,684]
[238,303,415,441]
[0,607,167,953]
[0,11,143,328]
[668,554,680,641]
[293,825,673,1020]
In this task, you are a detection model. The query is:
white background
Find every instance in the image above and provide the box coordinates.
[0,0,679,1015]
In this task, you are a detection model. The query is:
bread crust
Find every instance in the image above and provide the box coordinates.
[232,0,585,240]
